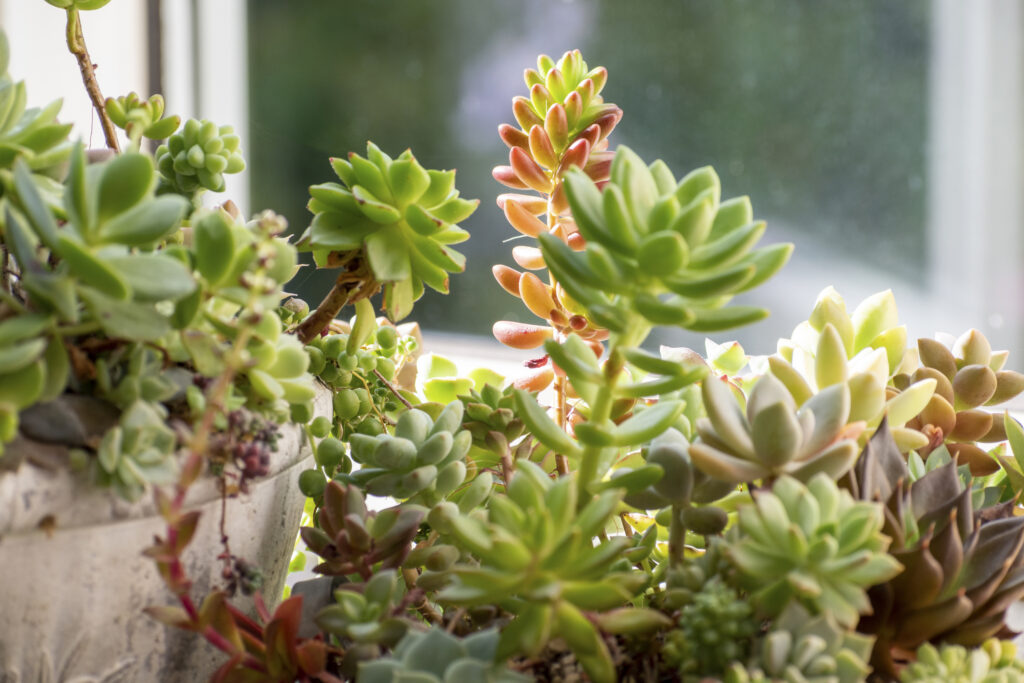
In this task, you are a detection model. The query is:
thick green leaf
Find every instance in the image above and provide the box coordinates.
[99,194,188,246]
[193,210,236,285]
[106,253,196,302]
[57,235,130,300]
[12,159,59,248]
[97,152,154,222]
[365,224,410,281]
[513,389,582,459]
[80,287,171,341]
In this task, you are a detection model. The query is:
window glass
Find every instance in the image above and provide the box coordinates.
[249,0,931,353]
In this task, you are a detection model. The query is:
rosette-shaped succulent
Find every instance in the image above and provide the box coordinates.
[689,373,863,484]
[900,639,1024,683]
[434,461,645,683]
[768,288,936,453]
[89,400,179,501]
[662,576,759,678]
[900,329,1024,475]
[541,147,793,335]
[723,604,874,683]
[459,383,526,461]
[0,30,72,201]
[621,427,734,512]
[314,569,410,648]
[344,403,472,504]
[725,474,902,627]
[359,627,530,683]
[300,481,425,576]
[105,92,180,145]
[298,142,477,321]
[845,424,1024,677]
[155,118,245,194]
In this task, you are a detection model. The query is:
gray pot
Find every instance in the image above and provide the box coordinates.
[0,387,329,682]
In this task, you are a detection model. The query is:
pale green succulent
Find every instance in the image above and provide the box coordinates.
[156,118,245,195]
[86,399,179,501]
[723,604,873,683]
[900,639,1024,683]
[688,373,862,485]
[345,403,471,504]
[769,288,935,452]
[725,474,902,627]
[314,569,410,648]
[359,627,530,683]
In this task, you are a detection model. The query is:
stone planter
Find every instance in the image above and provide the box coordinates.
[0,387,330,683]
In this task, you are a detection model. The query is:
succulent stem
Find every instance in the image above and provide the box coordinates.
[577,345,626,500]
[64,8,120,153]
[668,504,686,568]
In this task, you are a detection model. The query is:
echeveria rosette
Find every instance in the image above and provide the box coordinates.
[88,399,179,502]
[844,423,1024,678]
[725,473,902,628]
[298,142,478,321]
[314,569,411,650]
[688,372,863,485]
[768,287,937,454]
[542,147,793,338]
[359,627,530,683]
[433,461,648,683]
[155,118,245,196]
[900,639,1024,683]
[900,329,1024,475]
[723,604,874,683]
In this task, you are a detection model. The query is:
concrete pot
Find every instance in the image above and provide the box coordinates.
[0,387,329,683]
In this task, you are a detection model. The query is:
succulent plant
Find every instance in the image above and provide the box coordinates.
[662,576,759,678]
[155,118,245,195]
[689,373,863,484]
[844,422,1024,677]
[900,639,1024,683]
[621,427,734,512]
[768,288,936,453]
[300,480,426,577]
[297,142,478,321]
[723,604,874,683]
[86,399,179,501]
[539,147,792,336]
[491,50,621,353]
[433,461,645,683]
[459,383,526,453]
[314,569,410,648]
[725,473,902,627]
[359,627,530,683]
[343,403,472,504]
[105,92,180,147]
[0,30,71,202]
[901,329,1024,475]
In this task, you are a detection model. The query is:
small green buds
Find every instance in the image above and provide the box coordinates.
[156,118,245,194]
[106,92,180,144]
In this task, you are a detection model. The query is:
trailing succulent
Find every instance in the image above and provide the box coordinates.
[12,11,1024,682]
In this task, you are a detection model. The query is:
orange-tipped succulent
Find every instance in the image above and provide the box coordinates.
[491,50,620,387]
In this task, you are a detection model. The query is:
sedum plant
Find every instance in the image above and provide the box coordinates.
[10,8,1024,682]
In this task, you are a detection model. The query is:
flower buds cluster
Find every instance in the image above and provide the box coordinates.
[156,118,245,194]
[345,403,471,504]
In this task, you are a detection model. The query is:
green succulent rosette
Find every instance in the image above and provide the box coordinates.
[297,142,478,321]
[723,604,874,683]
[725,473,902,628]
[540,146,792,336]
[0,29,72,205]
[433,461,648,683]
[105,92,180,147]
[359,627,530,683]
[155,118,245,195]
[900,639,1024,683]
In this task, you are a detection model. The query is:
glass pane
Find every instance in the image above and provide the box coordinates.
[249,0,930,353]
